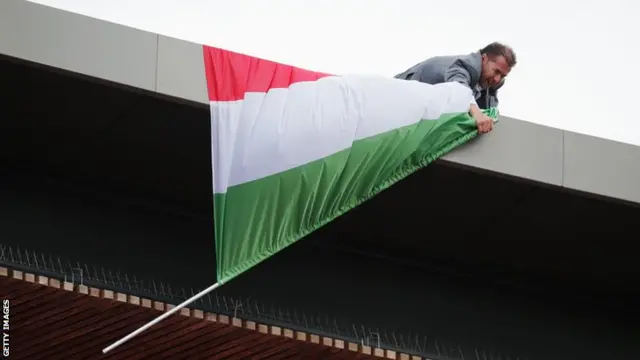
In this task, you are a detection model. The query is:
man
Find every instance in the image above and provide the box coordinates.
[395,42,516,134]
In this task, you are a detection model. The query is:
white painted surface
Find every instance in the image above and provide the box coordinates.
[210,78,474,192]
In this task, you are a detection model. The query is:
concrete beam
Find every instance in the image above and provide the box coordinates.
[2,0,638,204]
[564,131,640,203]
[442,116,564,187]
[0,0,157,91]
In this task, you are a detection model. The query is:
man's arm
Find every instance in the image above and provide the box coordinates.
[469,103,493,134]
[445,57,493,134]
[444,59,474,88]
[444,58,483,109]
[445,60,485,114]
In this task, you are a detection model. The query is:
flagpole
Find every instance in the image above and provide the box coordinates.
[102,281,223,354]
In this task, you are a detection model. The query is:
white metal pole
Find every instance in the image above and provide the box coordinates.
[102,281,222,354]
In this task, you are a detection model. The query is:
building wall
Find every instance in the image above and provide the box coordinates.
[0,171,637,360]
[3,0,640,205]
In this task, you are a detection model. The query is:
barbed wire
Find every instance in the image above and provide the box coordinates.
[0,243,527,360]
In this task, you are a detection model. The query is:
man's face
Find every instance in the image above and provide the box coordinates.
[480,54,511,88]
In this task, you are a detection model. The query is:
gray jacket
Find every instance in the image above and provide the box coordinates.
[394,52,503,109]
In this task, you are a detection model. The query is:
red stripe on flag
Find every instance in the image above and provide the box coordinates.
[203,46,332,102]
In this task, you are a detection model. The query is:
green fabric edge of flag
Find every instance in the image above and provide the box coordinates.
[214,108,499,284]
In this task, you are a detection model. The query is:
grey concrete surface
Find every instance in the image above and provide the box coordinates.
[1,0,639,204]
[442,116,564,186]
[156,35,208,104]
[564,131,640,203]
[0,0,158,91]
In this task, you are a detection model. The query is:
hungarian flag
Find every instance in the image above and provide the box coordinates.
[204,46,497,283]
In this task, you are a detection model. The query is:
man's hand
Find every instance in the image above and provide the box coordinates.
[469,104,493,134]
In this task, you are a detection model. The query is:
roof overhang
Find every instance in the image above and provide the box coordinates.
[2,0,639,204]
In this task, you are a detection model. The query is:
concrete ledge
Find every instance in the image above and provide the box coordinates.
[0,0,157,91]
[2,0,638,205]
[563,131,640,203]
[156,35,208,104]
[443,116,564,187]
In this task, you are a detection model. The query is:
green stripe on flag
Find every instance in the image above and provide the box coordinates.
[214,108,498,283]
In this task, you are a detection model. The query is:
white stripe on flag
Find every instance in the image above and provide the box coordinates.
[211,75,474,193]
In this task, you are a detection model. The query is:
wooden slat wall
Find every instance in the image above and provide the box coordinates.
[0,266,422,360]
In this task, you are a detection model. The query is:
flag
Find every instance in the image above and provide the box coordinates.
[204,46,498,283]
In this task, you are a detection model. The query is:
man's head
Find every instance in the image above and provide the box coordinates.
[479,42,516,89]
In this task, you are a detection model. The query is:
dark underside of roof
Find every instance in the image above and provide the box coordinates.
[1,55,639,360]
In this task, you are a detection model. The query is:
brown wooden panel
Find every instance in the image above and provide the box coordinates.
[0,272,390,360]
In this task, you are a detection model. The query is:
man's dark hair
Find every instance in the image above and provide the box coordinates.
[480,42,517,68]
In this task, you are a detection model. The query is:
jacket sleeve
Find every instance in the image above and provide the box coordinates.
[444,59,474,88]
[445,59,479,106]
